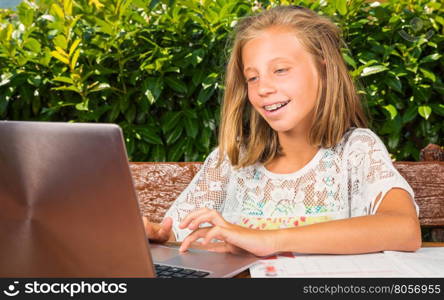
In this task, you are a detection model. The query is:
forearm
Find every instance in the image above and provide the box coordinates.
[271,214,421,254]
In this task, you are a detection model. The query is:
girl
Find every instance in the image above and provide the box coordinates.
[143,6,421,257]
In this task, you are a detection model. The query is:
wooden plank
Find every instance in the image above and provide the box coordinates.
[394,162,444,226]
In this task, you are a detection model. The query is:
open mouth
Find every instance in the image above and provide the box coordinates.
[263,100,291,112]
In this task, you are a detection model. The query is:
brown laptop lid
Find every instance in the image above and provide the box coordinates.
[0,121,155,277]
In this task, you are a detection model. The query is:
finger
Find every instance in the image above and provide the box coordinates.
[158,217,173,240]
[179,208,211,229]
[143,218,158,238]
[179,227,210,252]
[188,211,225,230]
[142,216,149,236]
[202,226,225,245]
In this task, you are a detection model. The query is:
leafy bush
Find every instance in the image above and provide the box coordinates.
[0,0,442,162]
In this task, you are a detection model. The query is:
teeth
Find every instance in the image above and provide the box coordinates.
[264,101,289,111]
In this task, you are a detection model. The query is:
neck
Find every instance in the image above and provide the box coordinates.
[277,130,320,165]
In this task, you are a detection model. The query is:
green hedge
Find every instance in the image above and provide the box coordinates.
[0,0,443,162]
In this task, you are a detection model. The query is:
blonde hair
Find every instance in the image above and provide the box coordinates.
[217,6,367,168]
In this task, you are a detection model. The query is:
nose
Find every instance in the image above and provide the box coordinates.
[257,77,276,97]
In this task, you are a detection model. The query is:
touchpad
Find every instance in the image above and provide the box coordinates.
[150,244,182,262]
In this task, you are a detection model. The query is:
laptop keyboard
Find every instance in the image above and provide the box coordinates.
[154,264,210,278]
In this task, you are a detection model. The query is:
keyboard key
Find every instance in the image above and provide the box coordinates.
[193,271,210,277]
[158,271,173,276]
[155,265,169,271]
[154,264,210,278]
[179,269,196,275]
[168,267,184,273]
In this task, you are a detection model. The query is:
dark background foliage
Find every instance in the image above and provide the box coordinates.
[0,0,443,162]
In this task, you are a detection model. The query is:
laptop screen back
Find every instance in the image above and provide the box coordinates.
[0,121,155,277]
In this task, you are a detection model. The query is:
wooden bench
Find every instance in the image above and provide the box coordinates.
[129,144,444,242]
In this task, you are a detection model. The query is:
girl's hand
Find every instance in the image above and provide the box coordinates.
[178,208,275,257]
[143,216,175,243]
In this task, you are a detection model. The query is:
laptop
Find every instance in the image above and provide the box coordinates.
[0,121,258,278]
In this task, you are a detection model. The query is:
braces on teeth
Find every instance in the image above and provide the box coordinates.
[264,101,289,111]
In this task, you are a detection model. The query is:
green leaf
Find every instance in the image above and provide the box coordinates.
[27,75,42,87]
[166,125,183,145]
[197,85,215,105]
[385,76,402,93]
[125,104,137,124]
[138,142,149,154]
[108,102,120,122]
[152,144,166,162]
[431,103,444,117]
[40,47,52,66]
[336,0,347,16]
[418,105,432,120]
[51,51,69,65]
[435,15,444,26]
[70,49,80,70]
[52,85,80,93]
[420,53,442,64]
[412,85,431,102]
[184,117,198,138]
[75,101,89,111]
[94,17,114,35]
[69,39,81,57]
[199,127,212,150]
[24,38,41,53]
[53,76,74,84]
[387,133,400,150]
[64,0,73,16]
[192,69,206,87]
[142,77,163,105]
[53,35,67,50]
[88,83,110,93]
[419,68,436,83]
[360,65,389,77]
[138,128,163,145]
[149,0,161,10]
[165,76,188,94]
[342,53,357,69]
[402,105,418,124]
[51,3,65,19]
[17,2,35,27]
[168,139,187,161]
[383,104,397,120]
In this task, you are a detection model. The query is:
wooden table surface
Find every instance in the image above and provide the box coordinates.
[234,242,444,278]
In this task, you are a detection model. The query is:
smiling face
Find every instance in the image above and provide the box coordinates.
[242,26,320,137]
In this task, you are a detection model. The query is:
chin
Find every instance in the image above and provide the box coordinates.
[268,124,295,133]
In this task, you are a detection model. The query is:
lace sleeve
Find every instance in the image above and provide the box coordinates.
[345,129,419,217]
[163,147,232,241]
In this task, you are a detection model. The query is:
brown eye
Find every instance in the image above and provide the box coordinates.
[275,68,289,74]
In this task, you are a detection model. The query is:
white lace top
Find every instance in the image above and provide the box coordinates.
[164,128,419,241]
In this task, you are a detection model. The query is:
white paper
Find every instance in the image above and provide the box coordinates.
[249,247,444,278]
